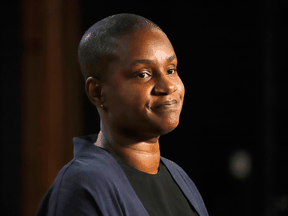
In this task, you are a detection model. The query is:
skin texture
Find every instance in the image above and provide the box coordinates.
[86,28,185,174]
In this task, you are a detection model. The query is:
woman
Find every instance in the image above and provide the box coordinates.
[37,13,209,216]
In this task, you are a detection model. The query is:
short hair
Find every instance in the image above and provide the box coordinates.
[78,13,162,81]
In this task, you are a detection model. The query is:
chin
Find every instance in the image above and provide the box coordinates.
[147,114,181,136]
[159,119,180,135]
[119,109,181,138]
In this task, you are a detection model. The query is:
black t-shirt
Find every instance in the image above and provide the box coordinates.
[106,150,199,216]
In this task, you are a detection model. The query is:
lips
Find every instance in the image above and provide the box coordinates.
[152,99,180,111]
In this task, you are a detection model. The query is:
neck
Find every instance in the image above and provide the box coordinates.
[96,129,161,175]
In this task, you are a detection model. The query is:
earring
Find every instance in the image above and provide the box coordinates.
[100,104,104,108]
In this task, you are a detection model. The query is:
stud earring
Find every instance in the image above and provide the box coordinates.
[100,104,104,108]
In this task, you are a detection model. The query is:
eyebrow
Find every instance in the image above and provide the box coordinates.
[130,54,176,66]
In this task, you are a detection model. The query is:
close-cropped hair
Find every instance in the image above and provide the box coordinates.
[78,13,162,81]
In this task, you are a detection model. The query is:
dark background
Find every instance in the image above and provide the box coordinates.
[1,0,287,215]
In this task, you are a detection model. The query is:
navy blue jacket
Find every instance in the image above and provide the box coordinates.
[37,135,209,216]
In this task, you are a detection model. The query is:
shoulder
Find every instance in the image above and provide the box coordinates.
[59,155,119,189]
[37,155,121,215]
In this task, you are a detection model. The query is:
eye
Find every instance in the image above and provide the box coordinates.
[137,71,151,79]
[167,68,177,75]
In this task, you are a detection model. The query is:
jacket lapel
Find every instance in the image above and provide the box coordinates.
[160,157,209,216]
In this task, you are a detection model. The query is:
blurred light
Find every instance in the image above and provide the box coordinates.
[276,195,288,212]
[229,149,252,180]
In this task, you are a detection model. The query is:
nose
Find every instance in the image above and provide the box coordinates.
[153,75,177,95]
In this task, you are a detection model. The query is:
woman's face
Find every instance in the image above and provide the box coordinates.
[101,28,185,139]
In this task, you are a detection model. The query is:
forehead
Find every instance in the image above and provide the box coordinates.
[115,28,175,64]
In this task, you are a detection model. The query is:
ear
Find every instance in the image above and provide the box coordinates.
[85,76,103,107]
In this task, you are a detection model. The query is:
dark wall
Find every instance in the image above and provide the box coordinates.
[0,1,22,215]
[79,1,287,216]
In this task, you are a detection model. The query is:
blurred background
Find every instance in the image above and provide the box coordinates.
[1,0,287,215]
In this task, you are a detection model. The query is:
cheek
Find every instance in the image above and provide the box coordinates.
[112,82,151,112]
[176,77,185,100]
